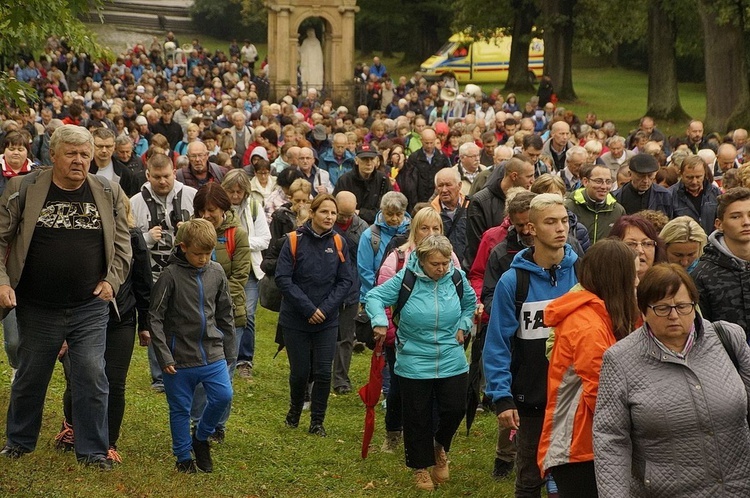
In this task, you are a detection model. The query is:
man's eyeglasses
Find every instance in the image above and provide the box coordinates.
[588,178,613,186]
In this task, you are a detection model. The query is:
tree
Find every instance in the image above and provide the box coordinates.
[540,0,577,102]
[646,0,690,122]
[698,0,750,132]
[0,0,107,111]
[505,1,540,92]
[400,0,453,64]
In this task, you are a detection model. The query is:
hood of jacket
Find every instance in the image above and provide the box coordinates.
[544,288,607,328]
[510,244,578,288]
[704,230,750,271]
[374,210,412,236]
[216,207,241,233]
[486,165,506,197]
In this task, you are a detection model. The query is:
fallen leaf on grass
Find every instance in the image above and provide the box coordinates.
[363,481,375,490]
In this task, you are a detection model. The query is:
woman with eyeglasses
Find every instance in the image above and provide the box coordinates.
[609,214,667,280]
[593,263,750,497]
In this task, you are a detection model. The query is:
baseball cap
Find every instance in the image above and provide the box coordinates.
[90,101,105,111]
[628,153,659,174]
[356,144,379,159]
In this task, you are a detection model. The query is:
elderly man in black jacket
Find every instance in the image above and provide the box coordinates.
[397,128,451,210]
[333,144,392,225]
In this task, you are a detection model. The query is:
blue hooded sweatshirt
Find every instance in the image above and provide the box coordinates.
[365,252,476,379]
[357,210,411,302]
[483,245,578,416]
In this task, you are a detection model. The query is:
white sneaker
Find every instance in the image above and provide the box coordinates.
[10,368,16,384]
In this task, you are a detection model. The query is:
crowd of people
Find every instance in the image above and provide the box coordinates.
[3,31,750,495]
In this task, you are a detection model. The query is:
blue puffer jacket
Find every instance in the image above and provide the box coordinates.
[275,222,353,332]
[365,252,476,380]
[357,211,411,302]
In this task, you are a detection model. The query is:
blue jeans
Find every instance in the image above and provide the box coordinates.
[148,342,163,386]
[190,360,235,430]
[163,360,233,462]
[237,274,259,366]
[8,298,109,459]
[2,309,18,369]
[283,326,337,424]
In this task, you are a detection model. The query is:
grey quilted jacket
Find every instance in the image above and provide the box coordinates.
[593,319,750,497]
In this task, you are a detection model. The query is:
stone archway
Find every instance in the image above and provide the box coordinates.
[266,0,358,104]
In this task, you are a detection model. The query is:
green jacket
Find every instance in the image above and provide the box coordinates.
[565,188,625,244]
[177,210,251,327]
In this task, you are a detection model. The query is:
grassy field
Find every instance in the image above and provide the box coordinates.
[0,307,519,497]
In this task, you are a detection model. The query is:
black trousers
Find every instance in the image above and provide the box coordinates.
[550,461,598,498]
[399,372,467,469]
[63,309,136,446]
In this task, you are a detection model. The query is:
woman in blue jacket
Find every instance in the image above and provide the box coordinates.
[275,194,353,437]
[366,235,477,491]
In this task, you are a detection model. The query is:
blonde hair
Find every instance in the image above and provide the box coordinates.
[415,234,453,262]
[659,216,707,257]
[221,169,252,200]
[408,207,443,247]
[289,178,312,197]
[180,218,217,250]
[529,193,565,222]
[531,173,566,197]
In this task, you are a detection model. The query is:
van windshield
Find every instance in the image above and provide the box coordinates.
[435,42,457,57]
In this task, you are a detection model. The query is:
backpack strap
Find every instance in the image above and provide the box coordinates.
[714,321,740,371]
[289,231,298,264]
[250,198,259,221]
[370,224,381,255]
[393,268,417,325]
[451,268,464,300]
[333,233,346,263]
[224,226,237,260]
[514,267,530,325]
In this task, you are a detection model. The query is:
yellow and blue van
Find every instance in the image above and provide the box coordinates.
[420,33,544,83]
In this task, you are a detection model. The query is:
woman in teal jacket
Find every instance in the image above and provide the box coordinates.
[365,235,476,491]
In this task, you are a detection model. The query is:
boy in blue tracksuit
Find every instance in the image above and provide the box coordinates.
[483,194,579,497]
[150,219,236,473]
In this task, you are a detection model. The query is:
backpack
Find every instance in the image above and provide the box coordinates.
[513,258,582,331]
[288,230,345,264]
[139,185,188,230]
[391,267,464,339]
[222,226,237,260]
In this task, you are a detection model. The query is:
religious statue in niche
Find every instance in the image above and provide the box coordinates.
[299,28,324,92]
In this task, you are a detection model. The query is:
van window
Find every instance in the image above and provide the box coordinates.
[435,42,457,57]
[451,44,469,58]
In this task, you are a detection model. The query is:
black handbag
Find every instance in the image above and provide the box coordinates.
[258,274,282,312]
[354,307,376,350]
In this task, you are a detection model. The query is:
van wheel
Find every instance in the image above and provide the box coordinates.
[528,71,538,86]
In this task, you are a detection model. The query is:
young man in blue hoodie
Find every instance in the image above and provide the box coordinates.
[483,193,579,497]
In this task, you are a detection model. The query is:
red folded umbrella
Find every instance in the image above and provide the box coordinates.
[359,340,385,459]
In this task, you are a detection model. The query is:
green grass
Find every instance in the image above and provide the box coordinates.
[0,308,518,497]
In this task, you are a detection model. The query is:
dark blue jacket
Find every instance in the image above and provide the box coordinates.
[613,182,673,218]
[670,180,720,236]
[275,222,353,331]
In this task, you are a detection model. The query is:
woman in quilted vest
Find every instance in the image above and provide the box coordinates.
[594,264,750,497]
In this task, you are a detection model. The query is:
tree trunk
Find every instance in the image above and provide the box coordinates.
[541,0,576,102]
[503,2,538,93]
[646,0,690,122]
[699,2,750,132]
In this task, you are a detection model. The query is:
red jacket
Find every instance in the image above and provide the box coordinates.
[468,218,510,323]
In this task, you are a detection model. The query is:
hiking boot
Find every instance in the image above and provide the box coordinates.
[151,382,165,393]
[431,445,449,483]
[415,468,434,491]
[236,363,253,379]
[0,445,28,459]
[381,430,402,453]
[353,341,366,353]
[492,458,513,480]
[79,455,113,471]
[54,419,75,452]
[107,445,122,465]
[175,459,197,473]
[333,386,352,395]
[308,423,327,437]
[285,410,301,429]
[192,433,213,473]
[208,428,225,444]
